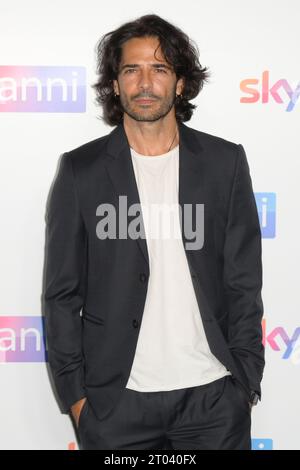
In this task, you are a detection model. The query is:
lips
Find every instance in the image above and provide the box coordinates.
[135,98,156,103]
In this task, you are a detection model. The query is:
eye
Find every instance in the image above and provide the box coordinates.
[125,69,136,74]
[155,68,167,73]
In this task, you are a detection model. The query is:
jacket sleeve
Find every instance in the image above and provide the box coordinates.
[223,144,265,398]
[43,152,87,413]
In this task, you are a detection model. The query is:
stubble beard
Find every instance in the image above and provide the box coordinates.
[119,86,177,122]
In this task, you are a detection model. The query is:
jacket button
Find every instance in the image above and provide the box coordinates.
[191,273,196,278]
[132,319,139,328]
[139,273,147,283]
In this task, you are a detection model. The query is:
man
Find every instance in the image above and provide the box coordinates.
[43,14,264,450]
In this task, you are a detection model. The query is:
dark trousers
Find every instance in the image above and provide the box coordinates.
[76,375,252,450]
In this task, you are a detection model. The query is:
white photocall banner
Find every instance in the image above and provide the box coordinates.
[0,0,299,450]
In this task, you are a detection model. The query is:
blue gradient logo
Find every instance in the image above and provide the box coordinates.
[0,316,47,362]
[0,66,86,112]
[255,192,276,238]
[252,438,273,450]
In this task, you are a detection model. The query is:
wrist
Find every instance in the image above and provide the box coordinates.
[249,391,260,406]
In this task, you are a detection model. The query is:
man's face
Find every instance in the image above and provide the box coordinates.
[113,36,184,122]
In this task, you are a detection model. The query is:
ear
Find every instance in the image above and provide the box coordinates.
[113,79,119,95]
[176,77,185,95]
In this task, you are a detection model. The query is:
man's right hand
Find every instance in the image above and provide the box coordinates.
[70,397,87,428]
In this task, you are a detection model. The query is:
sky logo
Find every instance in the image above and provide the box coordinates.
[240,70,300,112]
[252,439,273,450]
[255,192,276,238]
[0,66,86,112]
[0,316,47,362]
[262,319,300,362]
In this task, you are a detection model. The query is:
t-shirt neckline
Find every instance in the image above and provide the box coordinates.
[130,144,179,159]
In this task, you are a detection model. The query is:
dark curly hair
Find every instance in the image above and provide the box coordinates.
[91,13,211,126]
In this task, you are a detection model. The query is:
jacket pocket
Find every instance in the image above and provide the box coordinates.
[82,308,105,325]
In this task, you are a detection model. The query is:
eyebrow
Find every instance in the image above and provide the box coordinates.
[119,63,173,72]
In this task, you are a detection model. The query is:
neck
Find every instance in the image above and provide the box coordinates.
[123,114,179,156]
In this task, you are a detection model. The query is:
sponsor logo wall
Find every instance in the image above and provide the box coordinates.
[0,1,299,450]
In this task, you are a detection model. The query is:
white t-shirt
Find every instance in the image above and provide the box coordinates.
[125,144,231,391]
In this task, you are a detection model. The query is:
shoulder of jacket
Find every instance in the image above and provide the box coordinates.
[62,131,111,167]
[188,125,240,153]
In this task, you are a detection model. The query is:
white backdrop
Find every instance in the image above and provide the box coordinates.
[0,0,299,450]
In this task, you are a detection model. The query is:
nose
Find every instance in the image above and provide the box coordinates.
[138,68,153,93]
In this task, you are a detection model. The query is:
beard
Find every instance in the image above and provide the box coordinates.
[118,84,177,122]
